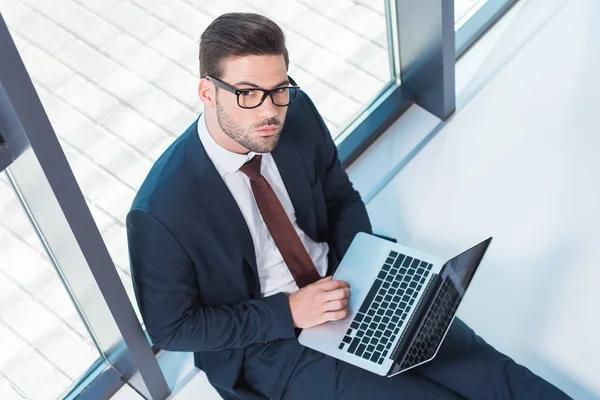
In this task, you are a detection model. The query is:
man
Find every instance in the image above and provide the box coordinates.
[127,12,569,400]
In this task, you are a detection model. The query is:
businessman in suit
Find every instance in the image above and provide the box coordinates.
[127,12,569,400]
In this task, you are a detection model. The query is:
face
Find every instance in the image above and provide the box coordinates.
[199,54,290,154]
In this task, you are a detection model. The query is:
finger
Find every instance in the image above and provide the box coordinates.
[322,298,348,312]
[314,276,333,284]
[319,279,350,291]
[323,287,350,302]
[321,308,348,323]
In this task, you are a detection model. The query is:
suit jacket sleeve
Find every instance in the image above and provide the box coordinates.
[304,94,373,261]
[127,208,297,352]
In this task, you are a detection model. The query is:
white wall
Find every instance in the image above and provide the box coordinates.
[362,0,600,398]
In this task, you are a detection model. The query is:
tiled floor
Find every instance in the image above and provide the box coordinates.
[1,1,486,398]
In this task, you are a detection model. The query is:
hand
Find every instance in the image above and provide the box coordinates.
[288,276,351,329]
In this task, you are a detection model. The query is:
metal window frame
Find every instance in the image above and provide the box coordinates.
[339,0,456,167]
[0,0,460,396]
[456,0,519,60]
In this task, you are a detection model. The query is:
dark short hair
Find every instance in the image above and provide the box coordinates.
[199,13,290,79]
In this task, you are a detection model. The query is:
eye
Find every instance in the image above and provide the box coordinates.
[273,88,286,94]
[240,90,259,97]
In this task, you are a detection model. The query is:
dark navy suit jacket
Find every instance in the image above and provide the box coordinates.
[126,91,372,399]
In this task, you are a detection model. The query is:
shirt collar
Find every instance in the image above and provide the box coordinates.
[197,113,260,176]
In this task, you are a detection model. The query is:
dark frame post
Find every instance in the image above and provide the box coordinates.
[0,13,170,400]
[395,0,456,120]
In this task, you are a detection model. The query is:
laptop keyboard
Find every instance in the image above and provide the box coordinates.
[338,250,433,365]
[398,276,460,370]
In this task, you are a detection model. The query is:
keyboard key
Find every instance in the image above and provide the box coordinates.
[343,336,352,344]
[358,278,384,314]
[390,251,399,258]
[385,310,393,317]
[373,315,382,323]
[377,344,385,352]
[371,351,382,362]
[355,313,365,322]
[339,343,345,350]
[370,351,380,362]
[376,308,385,316]
[382,316,391,324]
[393,295,401,303]
[346,329,353,336]
[383,282,390,289]
[378,357,385,365]
[357,329,365,338]
[375,295,383,303]
[364,316,373,324]
[391,316,400,323]
[377,270,387,280]
[381,301,390,308]
[409,281,417,288]
[350,321,359,329]
[367,344,376,353]
[356,344,367,357]
[348,337,360,353]
[367,309,376,316]
[384,329,393,337]
[385,257,395,264]
[366,329,375,337]
[384,295,393,302]
[374,330,383,338]
[391,254,402,267]
[402,257,413,267]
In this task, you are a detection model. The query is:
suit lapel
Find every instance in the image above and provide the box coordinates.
[185,119,258,279]
[272,124,316,239]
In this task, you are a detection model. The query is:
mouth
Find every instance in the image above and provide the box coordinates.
[255,126,279,136]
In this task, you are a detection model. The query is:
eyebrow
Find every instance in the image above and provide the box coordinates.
[234,79,290,89]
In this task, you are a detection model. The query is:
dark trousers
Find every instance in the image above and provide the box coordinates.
[244,318,570,400]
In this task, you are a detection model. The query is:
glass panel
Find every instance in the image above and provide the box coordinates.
[455,0,490,30]
[0,0,394,330]
[0,173,102,399]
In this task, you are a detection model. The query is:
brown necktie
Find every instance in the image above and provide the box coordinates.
[239,155,321,288]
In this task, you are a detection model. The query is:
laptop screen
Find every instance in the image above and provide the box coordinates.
[445,237,493,291]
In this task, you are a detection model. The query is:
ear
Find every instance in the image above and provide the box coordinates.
[198,78,216,108]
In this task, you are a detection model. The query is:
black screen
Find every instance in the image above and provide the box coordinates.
[445,237,492,290]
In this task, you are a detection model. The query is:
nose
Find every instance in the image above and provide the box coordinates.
[258,95,278,119]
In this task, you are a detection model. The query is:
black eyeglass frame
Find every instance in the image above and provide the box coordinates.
[205,75,300,109]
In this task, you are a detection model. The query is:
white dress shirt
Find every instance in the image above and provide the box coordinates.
[197,113,329,297]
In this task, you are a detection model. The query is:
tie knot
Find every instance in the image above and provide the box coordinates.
[239,155,262,180]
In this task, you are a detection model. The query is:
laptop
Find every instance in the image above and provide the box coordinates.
[298,232,492,376]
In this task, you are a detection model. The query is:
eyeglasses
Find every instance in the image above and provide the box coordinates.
[205,75,300,109]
